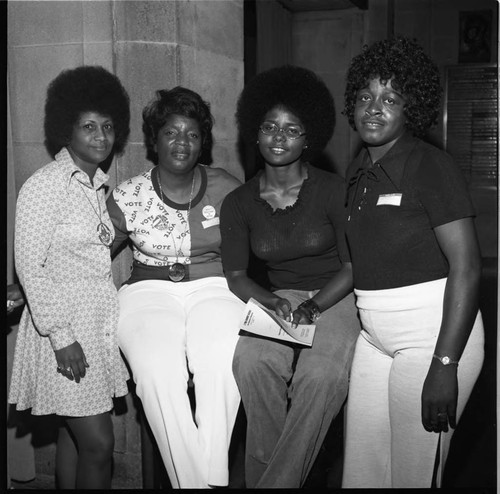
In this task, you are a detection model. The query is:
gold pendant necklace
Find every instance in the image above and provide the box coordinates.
[156,167,196,282]
[78,182,113,247]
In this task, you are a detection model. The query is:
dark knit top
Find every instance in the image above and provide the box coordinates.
[345,132,475,291]
[220,164,349,291]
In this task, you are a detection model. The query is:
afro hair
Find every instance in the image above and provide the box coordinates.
[236,65,335,162]
[343,36,443,137]
[44,65,130,158]
[142,86,214,166]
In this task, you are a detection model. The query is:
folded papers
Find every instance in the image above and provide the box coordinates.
[239,298,316,347]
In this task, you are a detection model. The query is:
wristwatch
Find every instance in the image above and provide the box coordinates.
[297,299,321,323]
[433,354,459,366]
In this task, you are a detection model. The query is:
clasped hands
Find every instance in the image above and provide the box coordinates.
[274,297,314,328]
[55,341,89,383]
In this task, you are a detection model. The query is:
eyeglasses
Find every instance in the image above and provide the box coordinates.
[259,123,306,140]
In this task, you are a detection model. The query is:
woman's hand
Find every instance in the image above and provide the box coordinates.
[7,283,25,313]
[421,360,458,433]
[291,299,321,328]
[275,298,292,322]
[291,306,313,327]
[55,341,89,383]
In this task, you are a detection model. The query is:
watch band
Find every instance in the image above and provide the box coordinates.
[433,354,459,366]
[297,299,321,323]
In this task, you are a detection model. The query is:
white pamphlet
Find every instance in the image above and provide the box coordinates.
[239,298,316,347]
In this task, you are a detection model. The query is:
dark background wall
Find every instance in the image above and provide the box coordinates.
[245,0,498,260]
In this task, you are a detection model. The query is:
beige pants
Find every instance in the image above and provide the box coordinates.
[342,278,485,488]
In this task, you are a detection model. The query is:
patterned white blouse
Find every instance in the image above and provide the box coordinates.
[9,148,129,417]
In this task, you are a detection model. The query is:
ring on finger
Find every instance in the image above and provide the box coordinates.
[57,365,72,374]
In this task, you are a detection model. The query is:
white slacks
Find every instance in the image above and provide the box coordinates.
[117,277,244,488]
[342,278,485,488]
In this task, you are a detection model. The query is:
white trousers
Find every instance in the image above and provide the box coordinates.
[117,277,244,488]
[342,278,485,488]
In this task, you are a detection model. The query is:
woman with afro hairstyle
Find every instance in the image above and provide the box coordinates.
[341,36,485,488]
[106,87,244,488]
[220,65,360,488]
[9,65,130,489]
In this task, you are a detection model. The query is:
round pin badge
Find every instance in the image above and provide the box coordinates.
[202,205,216,220]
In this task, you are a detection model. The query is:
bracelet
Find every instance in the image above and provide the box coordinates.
[297,299,321,322]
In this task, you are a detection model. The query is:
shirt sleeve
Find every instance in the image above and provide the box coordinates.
[414,148,475,228]
[220,189,251,273]
[14,173,75,350]
[106,189,129,253]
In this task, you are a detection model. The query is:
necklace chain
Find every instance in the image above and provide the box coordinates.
[80,183,104,219]
[78,181,113,247]
[156,167,196,262]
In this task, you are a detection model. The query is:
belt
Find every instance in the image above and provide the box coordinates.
[125,261,191,284]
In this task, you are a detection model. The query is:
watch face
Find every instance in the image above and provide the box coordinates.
[442,356,450,365]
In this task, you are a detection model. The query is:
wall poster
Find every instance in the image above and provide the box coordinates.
[459,10,492,64]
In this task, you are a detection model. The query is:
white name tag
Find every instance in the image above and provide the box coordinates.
[377,193,402,206]
[202,217,220,229]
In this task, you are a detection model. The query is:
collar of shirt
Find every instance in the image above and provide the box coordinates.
[55,147,110,191]
[358,131,419,189]
[346,131,420,213]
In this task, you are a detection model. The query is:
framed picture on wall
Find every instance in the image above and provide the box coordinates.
[459,10,492,63]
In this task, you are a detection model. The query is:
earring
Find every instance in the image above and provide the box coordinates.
[256,140,259,144]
